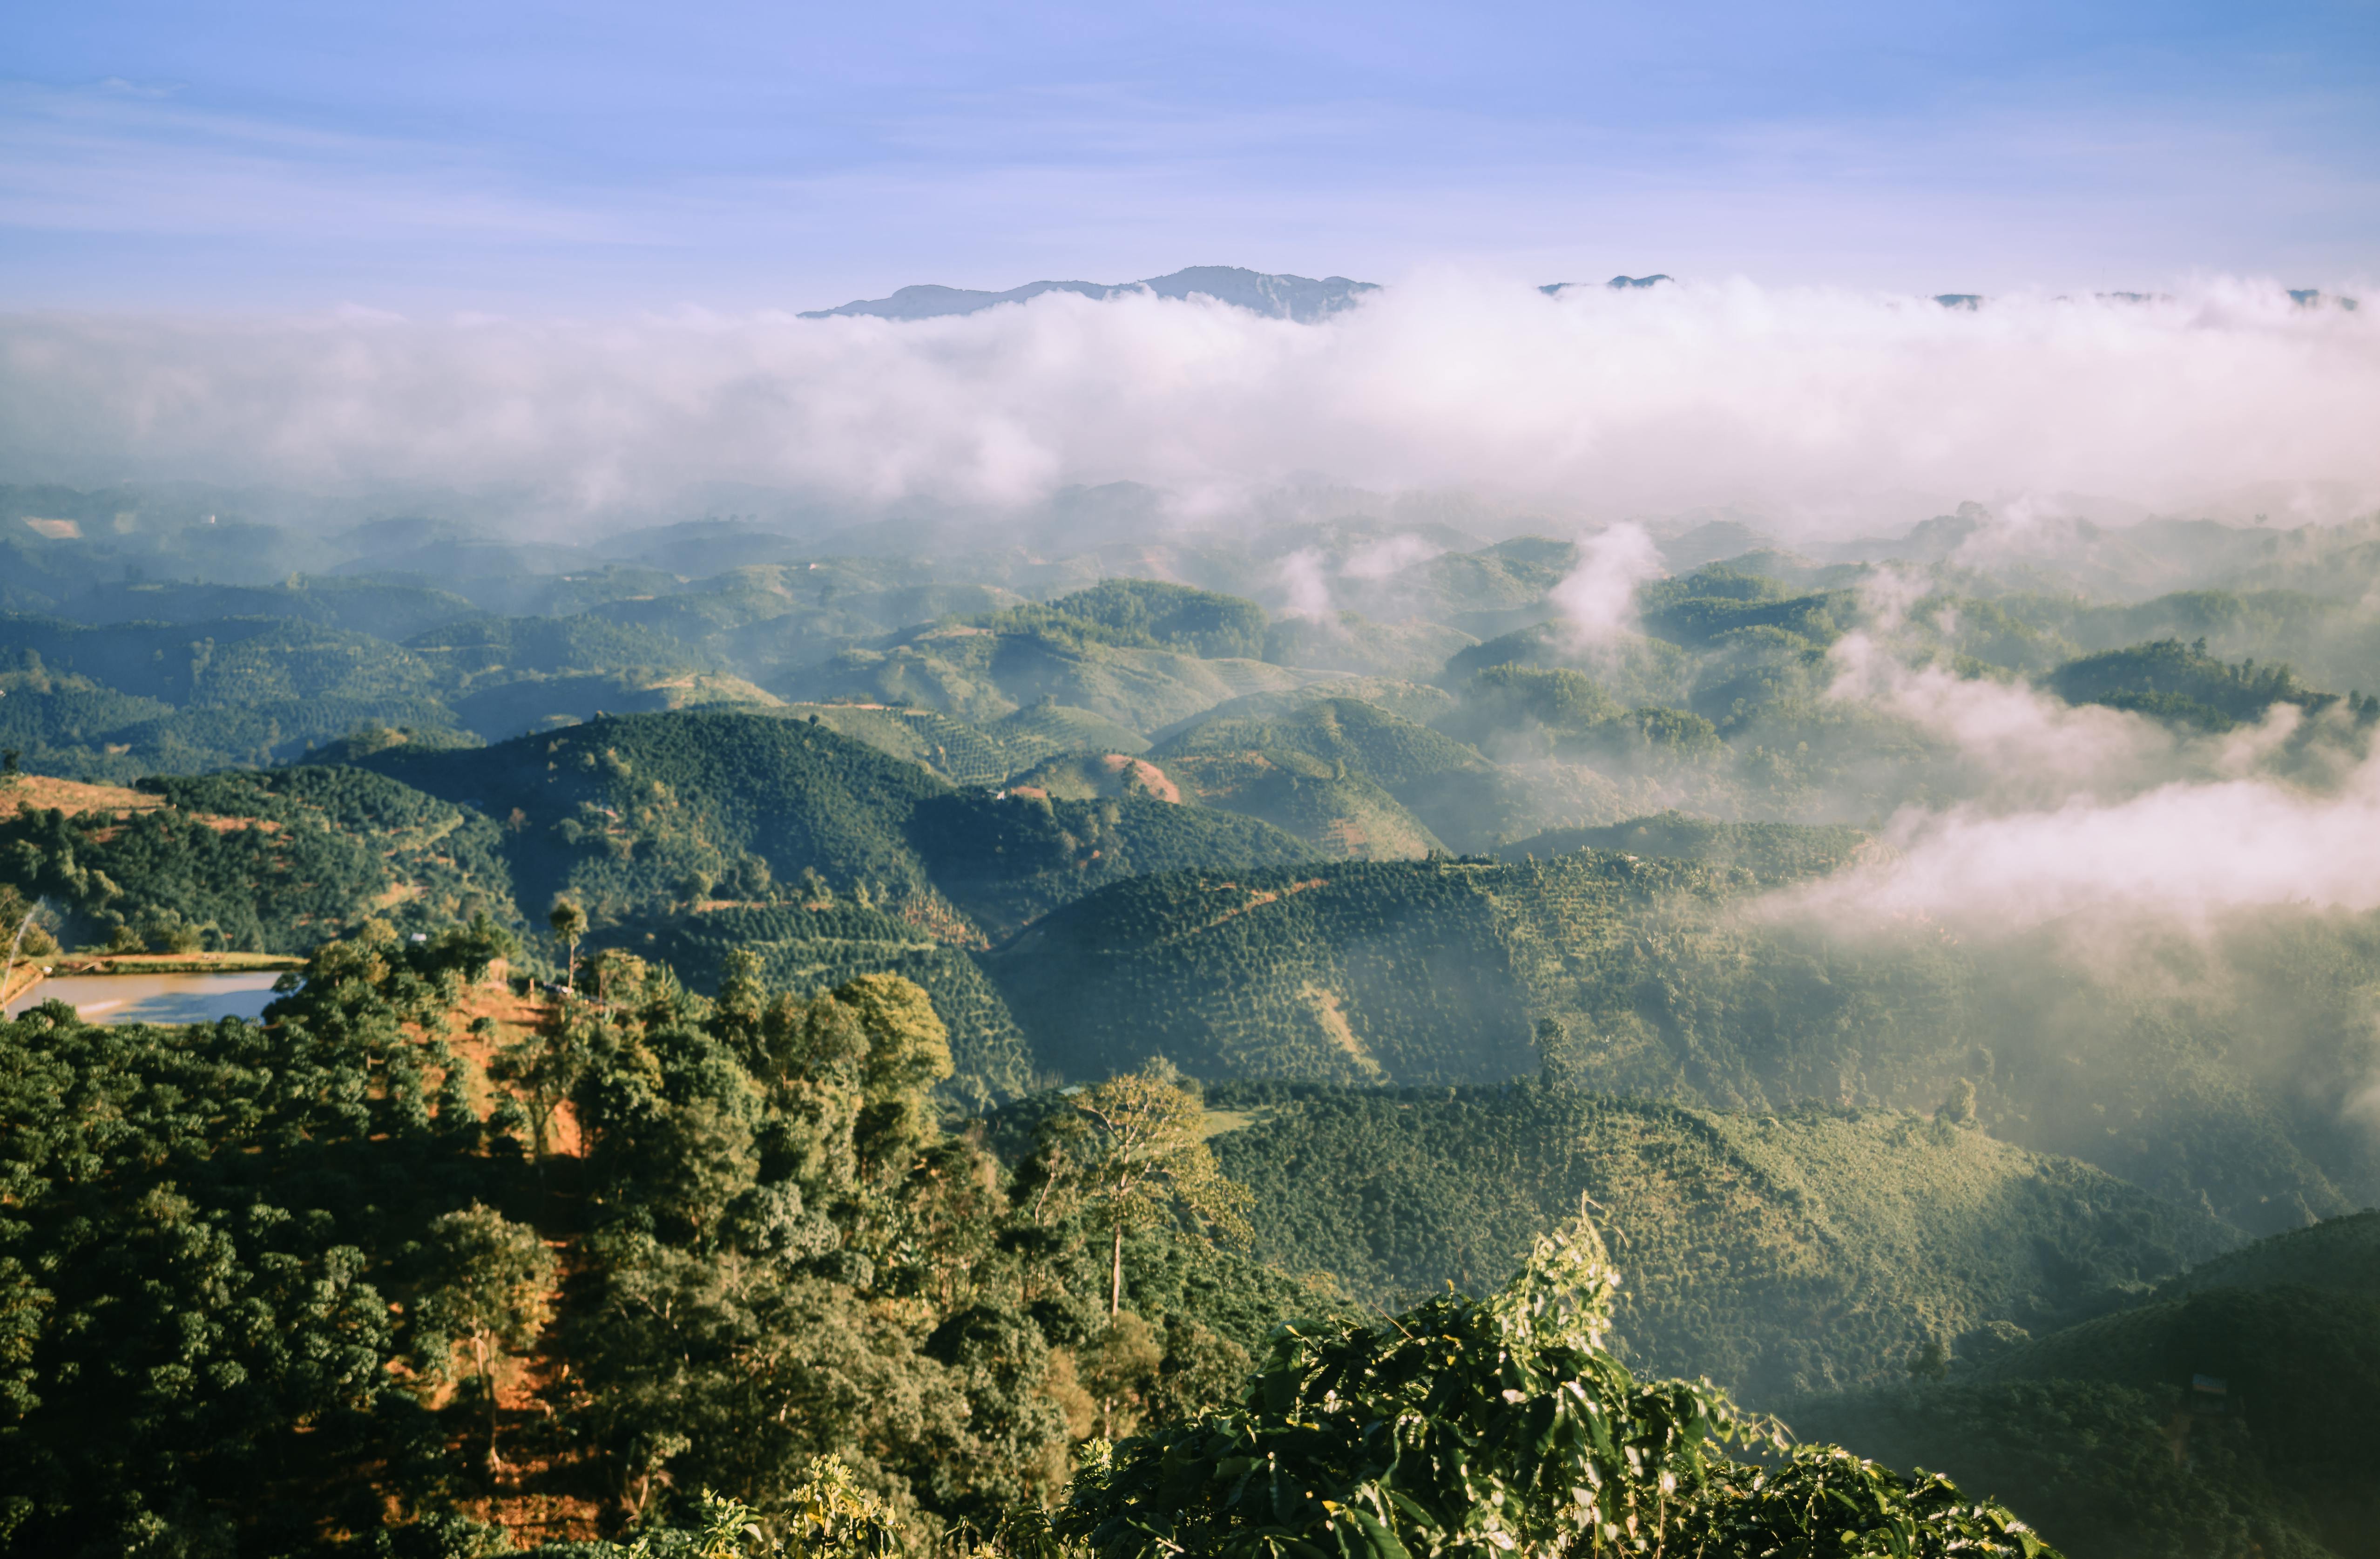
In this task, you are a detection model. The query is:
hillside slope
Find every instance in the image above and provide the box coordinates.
[1206,1081,2234,1403]
[1149,695,1527,853]
[985,842,2380,1233]
[784,624,1323,734]
[617,903,1039,1107]
[1791,1210,2380,1559]
[0,765,522,952]
[987,854,1731,1084]
[363,710,1318,938]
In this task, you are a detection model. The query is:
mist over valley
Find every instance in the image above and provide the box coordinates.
[7,4,2380,1539]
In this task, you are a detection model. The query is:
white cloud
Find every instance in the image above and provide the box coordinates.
[0,276,2374,529]
[1549,524,1664,643]
[1767,741,2380,937]
[1825,631,2184,806]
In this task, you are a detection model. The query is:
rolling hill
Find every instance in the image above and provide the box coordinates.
[359,709,1318,939]
[1204,1080,2236,1402]
[1790,1209,2380,1559]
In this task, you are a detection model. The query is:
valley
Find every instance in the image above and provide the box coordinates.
[7,489,2380,1556]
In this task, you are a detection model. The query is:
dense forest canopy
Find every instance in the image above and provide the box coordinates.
[8,490,2380,1557]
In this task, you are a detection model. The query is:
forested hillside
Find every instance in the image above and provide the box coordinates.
[0,765,521,952]
[358,710,1316,942]
[1204,1081,2232,1400]
[11,491,2380,1557]
[1791,1210,2380,1559]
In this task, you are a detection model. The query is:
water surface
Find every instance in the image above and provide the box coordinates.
[5,971,285,1024]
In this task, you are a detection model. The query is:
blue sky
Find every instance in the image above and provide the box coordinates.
[3,0,2375,311]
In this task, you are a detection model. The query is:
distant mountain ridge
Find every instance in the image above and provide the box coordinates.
[801,264,1379,323]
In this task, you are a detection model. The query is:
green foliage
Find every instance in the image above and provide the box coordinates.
[0,926,1321,1554]
[367,712,952,931]
[2158,1207,2380,1298]
[602,1463,896,1559]
[552,957,1309,1539]
[365,712,1314,941]
[1001,849,2380,1237]
[990,861,1565,1085]
[1028,1062,1253,1314]
[405,613,711,681]
[792,624,1310,737]
[0,765,523,951]
[1155,698,1488,796]
[1441,625,1697,710]
[409,1203,558,1468]
[1151,697,1534,854]
[1060,1224,2050,1559]
[1206,1082,2228,1402]
[0,614,470,774]
[1447,664,1624,732]
[909,790,1318,939]
[0,925,526,1554]
[1494,810,1868,883]
[1637,567,1849,651]
[975,582,1270,661]
[624,904,1041,1110]
[2049,637,2335,731]
[787,705,1107,788]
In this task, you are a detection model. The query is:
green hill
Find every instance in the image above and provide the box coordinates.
[0,613,466,773]
[1261,612,1476,677]
[59,576,486,642]
[1444,622,1698,708]
[0,765,521,952]
[785,624,1319,735]
[991,700,1151,756]
[2161,1208,2380,1298]
[1153,678,1461,732]
[1789,1210,2380,1559]
[363,711,950,929]
[1632,566,1851,649]
[986,855,1713,1084]
[1150,695,1529,852]
[777,701,1053,786]
[1204,1081,2234,1402]
[360,709,1316,939]
[983,850,2380,1235]
[614,903,1039,1108]
[1494,811,1870,884]
[975,578,1270,660]
[2048,637,2337,731]
[1001,752,1177,800]
[907,787,1318,937]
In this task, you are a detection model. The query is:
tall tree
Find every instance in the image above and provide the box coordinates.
[548,896,588,994]
[1048,1061,1252,1315]
[409,1203,558,1471]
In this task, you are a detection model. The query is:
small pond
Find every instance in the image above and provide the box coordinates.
[5,971,287,1024]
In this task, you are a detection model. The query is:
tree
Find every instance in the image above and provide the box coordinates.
[410,1203,559,1471]
[1059,1221,2057,1559]
[550,896,589,993]
[835,971,953,1181]
[1045,1061,1252,1315]
[1,890,54,1003]
[612,1462,895,1559]
[1535,1015,1578,1089]
[492,1004,594,1167]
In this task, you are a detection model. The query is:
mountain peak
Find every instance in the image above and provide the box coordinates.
[1539,274,1675,295]
[800,266,1379,323]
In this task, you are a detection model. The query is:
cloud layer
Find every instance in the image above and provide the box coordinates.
[1,275,2374,529]
[1777,748,2380,936]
